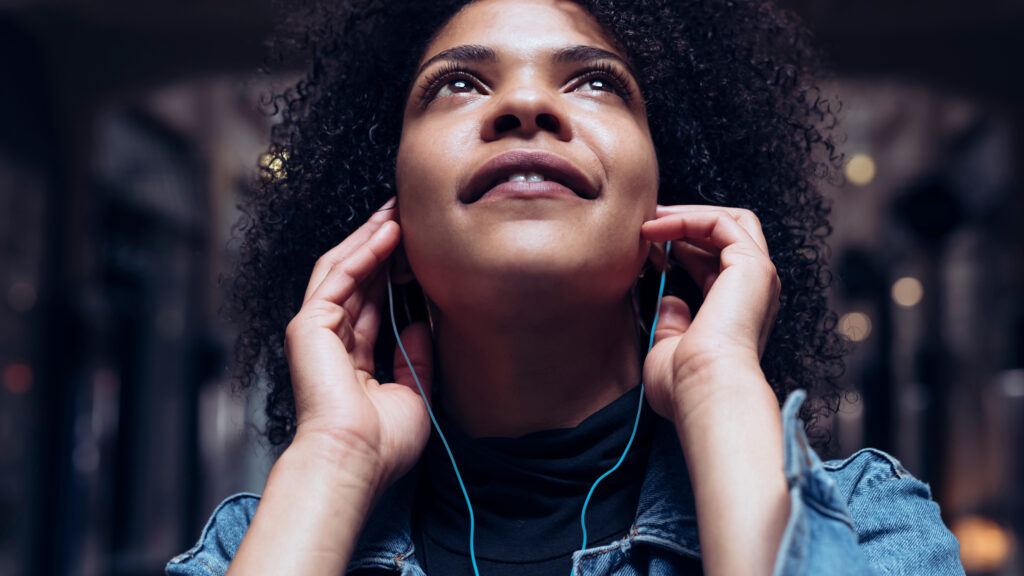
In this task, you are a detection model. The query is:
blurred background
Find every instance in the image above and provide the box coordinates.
[0,0,1022,574]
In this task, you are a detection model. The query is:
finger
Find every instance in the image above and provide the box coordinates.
[642,210,759,254]
[289,300,356,352]
[730,210,769,255]
[336,307,357,352]
[655,205,769,255]
[669,240,720,296]
[349,271,387,374]
[308,220,401,307]
[651,295,692,346]
[304,197,397,302]
[642,296,695,420]
[392,322,434,402]
[284,302,360,414]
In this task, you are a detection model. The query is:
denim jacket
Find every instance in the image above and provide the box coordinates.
[166,390,964,575]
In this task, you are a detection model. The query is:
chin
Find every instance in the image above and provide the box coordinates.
[417,250,643,320]
[405,215,647,309]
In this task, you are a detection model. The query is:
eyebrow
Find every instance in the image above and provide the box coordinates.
[415,44,497,78]
[414,44,635,78]
[552,45,636,76]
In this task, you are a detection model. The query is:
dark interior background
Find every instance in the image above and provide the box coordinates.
[1,0,1022,574]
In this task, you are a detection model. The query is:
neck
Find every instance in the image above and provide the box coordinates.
[433,296,643,438]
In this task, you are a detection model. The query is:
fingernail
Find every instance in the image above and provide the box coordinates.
[378,196,397,211]
[370,219,396,240]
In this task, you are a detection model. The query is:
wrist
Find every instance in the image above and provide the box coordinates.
[668,356,771,425]
[675,381,789,576]
[285,430,388,503]
[227,432,386,575]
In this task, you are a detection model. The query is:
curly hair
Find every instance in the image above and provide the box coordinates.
[228,0,847,452]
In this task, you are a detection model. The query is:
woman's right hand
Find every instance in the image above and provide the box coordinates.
[284,196,434,497]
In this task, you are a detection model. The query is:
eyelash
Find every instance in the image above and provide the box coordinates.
[416,61,635,108]
[417,63,485,108]
[572,62,634,100]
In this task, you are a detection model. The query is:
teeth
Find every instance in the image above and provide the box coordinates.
[507,172,546,183]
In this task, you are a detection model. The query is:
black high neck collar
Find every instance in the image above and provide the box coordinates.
[414,385,653,565]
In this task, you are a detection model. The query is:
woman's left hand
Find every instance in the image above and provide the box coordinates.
[640,204,782,425]
[640,208,790,574]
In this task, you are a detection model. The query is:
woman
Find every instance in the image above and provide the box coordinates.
[167,0,963,574]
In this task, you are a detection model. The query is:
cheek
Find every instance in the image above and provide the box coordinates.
[396,116,478,201]
[603,135,659,215]
[395,129,447,239]
[586,114,658,192]
[597,123,658,272]
[394,123,470,292]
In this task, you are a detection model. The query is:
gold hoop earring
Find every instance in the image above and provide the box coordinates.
[424,293,437,338]
[631,281,649,340]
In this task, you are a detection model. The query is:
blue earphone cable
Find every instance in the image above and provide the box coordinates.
[576,240,669,566]
[386,273,480,576]
[385,240,670,576]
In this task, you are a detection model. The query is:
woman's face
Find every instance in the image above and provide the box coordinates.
[396,0,658,312]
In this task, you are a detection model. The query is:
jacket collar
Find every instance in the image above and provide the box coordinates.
[348,410,702,571]
[629,416,701,558]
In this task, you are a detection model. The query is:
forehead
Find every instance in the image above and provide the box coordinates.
[421,0,622,63]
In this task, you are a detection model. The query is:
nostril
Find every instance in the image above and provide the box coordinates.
[494,114,521,134]
[536,113,560,133]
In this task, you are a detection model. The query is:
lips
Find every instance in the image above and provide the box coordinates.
[461,150,599,203]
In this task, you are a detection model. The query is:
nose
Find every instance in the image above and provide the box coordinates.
[481,84,573,142]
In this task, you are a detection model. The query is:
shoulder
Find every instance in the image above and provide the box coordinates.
[165,493,261,576]
[822,449,964,574]
[777,391,964,574]
[781,390,936,513]
[823,448,926,503]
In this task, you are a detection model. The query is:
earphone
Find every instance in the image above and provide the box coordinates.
[385,241,670,576]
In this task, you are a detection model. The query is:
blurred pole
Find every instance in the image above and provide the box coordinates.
[29,83,77,576]
[916,244,951,507]
[893,177,964,509]
[1006,112,1024,562]
[839,248,896,455]
[2,17,81,576]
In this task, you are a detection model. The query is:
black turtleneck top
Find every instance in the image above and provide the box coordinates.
[412,386,653,576]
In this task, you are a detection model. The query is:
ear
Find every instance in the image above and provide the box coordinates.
[645,241,669,275]
[390,240,418,284]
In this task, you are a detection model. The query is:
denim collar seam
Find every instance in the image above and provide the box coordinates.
[821,447,908,477]
[626,532,701,559]
[348,541,413,573]
[577,539,626,561]
[168,550,223,576]
[347,555,402,572]
[801,495,856,530]
[631,523,699,548]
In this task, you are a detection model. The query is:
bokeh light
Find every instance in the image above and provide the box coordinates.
[844,153,877,186]
[951,515,1013,573]
[838,311,873,342]
[2,363,33,395]
[892,276,924,307]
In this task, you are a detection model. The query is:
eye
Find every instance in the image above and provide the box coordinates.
[576,77,616,93]
[436,78,479,98]
[418,63,486,108]
[570,63,634,101]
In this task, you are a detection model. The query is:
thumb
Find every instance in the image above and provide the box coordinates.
[652,295,692,345]
[392,321,434,402]
[644,296,693,420]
